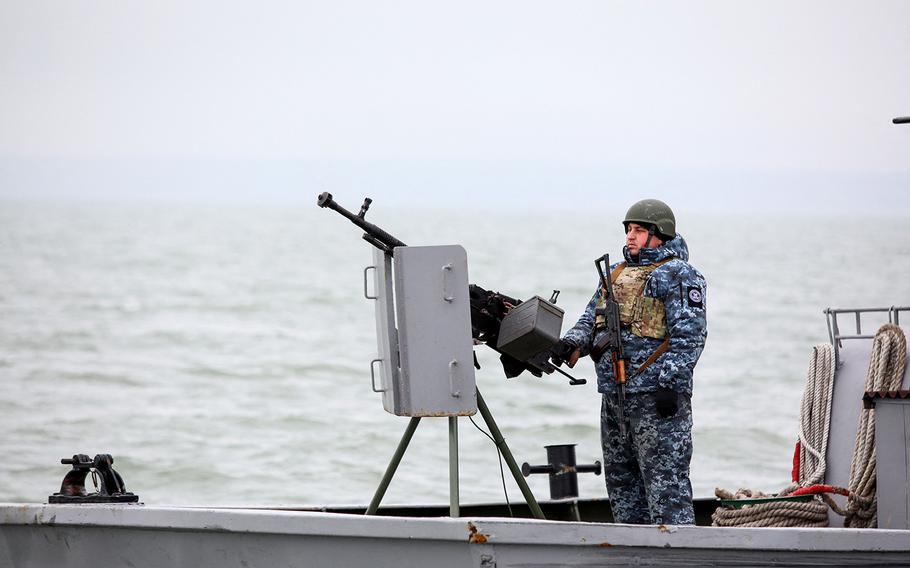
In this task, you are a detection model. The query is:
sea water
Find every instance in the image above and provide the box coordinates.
[1,200,908,506]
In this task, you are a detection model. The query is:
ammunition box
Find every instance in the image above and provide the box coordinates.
[496,296,564,362]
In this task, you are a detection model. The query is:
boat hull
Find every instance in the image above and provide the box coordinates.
[3,504,910,567]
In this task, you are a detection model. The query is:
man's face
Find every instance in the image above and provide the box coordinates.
[625,223,663,255]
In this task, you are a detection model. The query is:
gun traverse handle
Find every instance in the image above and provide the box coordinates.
[552,366,586,386]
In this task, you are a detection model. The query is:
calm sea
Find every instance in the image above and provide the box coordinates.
[1,200,908,507]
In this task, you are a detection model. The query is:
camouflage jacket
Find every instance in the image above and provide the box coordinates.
[563,234,707,396]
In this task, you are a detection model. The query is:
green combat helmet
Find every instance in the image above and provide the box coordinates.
[623,199,676,241]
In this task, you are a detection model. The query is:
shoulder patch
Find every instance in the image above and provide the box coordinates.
[686,286,704,308]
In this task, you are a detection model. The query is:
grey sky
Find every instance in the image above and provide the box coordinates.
[1,1,908,211]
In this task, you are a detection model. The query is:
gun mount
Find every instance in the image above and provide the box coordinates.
[318,192,574,519]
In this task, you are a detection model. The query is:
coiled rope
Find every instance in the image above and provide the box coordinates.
[714,325,906,528]
[713,344,837,527]
[712,487,830,527]
[844,323,907,528]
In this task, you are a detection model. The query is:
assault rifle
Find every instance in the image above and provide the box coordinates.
[317,192,585,385]
[593,254,629,437]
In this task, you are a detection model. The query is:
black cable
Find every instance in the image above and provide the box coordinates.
[469,415,514,517]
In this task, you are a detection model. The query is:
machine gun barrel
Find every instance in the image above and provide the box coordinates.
[317,192,406,254]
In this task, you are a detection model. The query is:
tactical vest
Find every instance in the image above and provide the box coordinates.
[599,258,673,340]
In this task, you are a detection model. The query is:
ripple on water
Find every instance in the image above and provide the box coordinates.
[2,204,907,505]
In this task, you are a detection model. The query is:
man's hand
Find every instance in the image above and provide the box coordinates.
[655,387,679,418]
[551,339,581,368]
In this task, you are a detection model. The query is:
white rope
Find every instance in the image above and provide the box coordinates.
[797,344,835,486]
[844,324,907,528]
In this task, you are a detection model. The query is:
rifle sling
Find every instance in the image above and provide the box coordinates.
[609,262,626,284]
[630,336,670,378]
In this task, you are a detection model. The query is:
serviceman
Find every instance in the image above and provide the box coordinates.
[551,199,707,525]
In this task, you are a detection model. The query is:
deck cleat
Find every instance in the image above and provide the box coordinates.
[48,453,139,504]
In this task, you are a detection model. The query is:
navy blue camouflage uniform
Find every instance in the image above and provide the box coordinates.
[562,234,707,525]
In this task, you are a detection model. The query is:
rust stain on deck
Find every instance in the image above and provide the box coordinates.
[467,522,489,544]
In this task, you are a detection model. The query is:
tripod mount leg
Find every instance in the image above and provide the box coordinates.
[366,416,421,515]
[365,393,545,521]
[476,389,546,520]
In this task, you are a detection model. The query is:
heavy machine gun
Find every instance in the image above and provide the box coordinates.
[316,192,585,385]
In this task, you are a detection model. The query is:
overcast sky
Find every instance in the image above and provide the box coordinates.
[1,1,908,212]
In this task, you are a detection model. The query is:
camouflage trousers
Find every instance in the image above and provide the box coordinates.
[601,391,694,525]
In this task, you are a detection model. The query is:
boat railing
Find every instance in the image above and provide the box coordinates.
[824,306,910,367]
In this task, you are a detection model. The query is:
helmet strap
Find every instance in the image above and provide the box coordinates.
[643,226,656,249]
